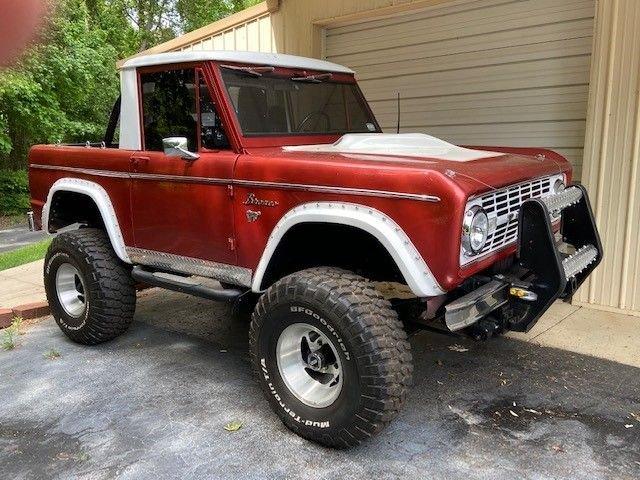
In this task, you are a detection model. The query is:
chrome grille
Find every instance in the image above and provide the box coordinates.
[462,176,560,264]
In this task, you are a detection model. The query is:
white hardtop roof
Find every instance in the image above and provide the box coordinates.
[120,50,354,74]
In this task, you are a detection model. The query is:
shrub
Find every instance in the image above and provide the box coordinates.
[0,169,30,215]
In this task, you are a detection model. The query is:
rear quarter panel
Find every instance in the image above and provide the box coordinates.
[28,145,135,245]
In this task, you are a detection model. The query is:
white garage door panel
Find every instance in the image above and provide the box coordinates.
[327,9,593,59]
[328,0,592,55]
[338,25,594,75]
[375,102,588,129]
[372,86,590,117]
[325,0,595,179]
[362,56,591,100]
[424,121,586,147]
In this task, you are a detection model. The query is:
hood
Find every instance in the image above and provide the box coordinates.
[273,133,569,192]
[283,133,503,162]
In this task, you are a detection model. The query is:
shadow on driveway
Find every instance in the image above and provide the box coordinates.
[1,289,639,479]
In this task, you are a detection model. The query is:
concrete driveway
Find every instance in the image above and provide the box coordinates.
[1,289,639,480]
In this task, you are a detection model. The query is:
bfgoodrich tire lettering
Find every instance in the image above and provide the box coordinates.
[44,228,136,345]
[249,267,413,448]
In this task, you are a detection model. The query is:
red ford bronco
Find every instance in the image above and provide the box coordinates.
[28,51,602,448]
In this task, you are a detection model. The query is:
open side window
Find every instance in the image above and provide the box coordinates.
[197,69,230,150]
[104,96,121,148]
[139,66,230,152]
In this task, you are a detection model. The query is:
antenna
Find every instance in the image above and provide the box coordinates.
[396,92,401,134]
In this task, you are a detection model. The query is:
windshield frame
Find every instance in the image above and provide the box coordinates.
[211,62,381,147]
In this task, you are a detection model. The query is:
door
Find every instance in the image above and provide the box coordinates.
[324,0,595,180]
[130,65,237,265]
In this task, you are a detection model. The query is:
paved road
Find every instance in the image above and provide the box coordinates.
[1,289,639,479]
[0,224,48,254]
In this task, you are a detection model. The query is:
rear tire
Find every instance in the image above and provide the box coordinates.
[249,267,413,448]
[44,228,136,345]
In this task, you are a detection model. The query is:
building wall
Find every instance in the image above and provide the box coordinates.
[131,0,640,316]
[179,13,275,53]
[140,1,458,58]
[118,1,280,64]
[574,0,640,316]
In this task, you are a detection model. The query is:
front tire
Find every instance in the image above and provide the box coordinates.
[249,267,413,448]
[44,228,136,345]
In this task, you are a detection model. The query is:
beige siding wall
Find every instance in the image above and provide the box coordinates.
[270,0,460,57]
[163,0,457,56]
[178,14,276,53]
[119,1,279,63]
[575,0,640,316]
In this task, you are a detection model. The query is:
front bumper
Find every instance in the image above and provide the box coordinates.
[445,184,602,333]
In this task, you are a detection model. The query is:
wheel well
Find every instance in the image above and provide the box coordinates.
[260,222,405,289]
[48,191,105,232]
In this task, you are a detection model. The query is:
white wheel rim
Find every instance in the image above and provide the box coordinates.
[55,263,87,318]
[276,323,343,408]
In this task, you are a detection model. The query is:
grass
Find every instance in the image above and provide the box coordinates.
[43,348,61,360]
[0,238,51,272]
[1,327,17,351]
[1,317,23,351]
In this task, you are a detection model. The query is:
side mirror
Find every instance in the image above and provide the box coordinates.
[163,137,200,161]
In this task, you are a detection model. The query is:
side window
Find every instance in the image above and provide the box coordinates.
[198,73,230,149]
[141,69,197,152]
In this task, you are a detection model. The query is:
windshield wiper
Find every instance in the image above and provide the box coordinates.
[221,65,275,77]
[291,73,333,83]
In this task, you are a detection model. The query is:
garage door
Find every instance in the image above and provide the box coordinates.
[324,0,595,179]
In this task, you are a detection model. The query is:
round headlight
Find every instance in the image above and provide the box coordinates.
[553,178,566,194]
[462,206,489,255]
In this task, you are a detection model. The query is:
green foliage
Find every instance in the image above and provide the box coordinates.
[44,348,62,360]
[0,0,122,169]
[0,238,52,272]
[0,169,30,215]
[1,317,23,351]
[0,0,255,171]
[1,328,17,351]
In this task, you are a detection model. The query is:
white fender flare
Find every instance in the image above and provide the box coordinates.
[251,202,445,297]
[42,178,131,263]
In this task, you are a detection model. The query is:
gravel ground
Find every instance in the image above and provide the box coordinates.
[1,288,638,480]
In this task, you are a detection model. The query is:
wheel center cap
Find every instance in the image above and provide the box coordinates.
[307,352,324,370]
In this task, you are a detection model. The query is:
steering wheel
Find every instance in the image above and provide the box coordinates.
[295,111,330,132]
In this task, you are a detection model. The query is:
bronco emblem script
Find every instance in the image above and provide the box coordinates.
[244,193,279,207]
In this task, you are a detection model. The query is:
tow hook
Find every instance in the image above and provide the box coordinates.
[467,315,504,341]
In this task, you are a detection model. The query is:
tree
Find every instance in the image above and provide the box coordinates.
[0,0,121,169]
[97,0,261,52]
[176,0,261,33]
[0,0,262,170]
[106,0,179,52]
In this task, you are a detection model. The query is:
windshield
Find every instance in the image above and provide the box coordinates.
[220,68,380,136]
